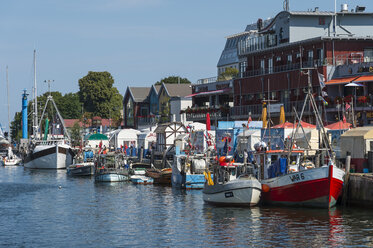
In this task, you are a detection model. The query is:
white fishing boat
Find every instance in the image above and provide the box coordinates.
[203,157,261,206]
[129,162,153,184]
[24,51,74,169]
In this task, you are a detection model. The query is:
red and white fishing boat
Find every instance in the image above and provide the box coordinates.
[255,149,344,208]
[254,68,346,208]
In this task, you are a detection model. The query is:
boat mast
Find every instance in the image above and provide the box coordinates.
[33,50,38,139]
[6,66,10,142]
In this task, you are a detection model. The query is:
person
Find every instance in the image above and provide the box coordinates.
[243,149,248,166]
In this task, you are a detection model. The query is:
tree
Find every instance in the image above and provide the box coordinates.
[78,71,123,119]
[155,76,191,85]
[70,122,81,147]
[218,68,239,81]
[10,112,22,142]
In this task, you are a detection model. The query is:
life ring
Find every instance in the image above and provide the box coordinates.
[239,154,243,158]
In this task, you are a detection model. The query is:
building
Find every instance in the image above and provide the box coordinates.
[157,83,192,123]
[123,86,151,129]
[233,5,373,125]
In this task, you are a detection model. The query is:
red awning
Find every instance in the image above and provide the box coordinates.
[353,75,373,83]
[186,88,231,98]
[326,74,373,85]
[325,121,352,130]
[326,76,360,85]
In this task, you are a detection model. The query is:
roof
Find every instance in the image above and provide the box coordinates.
[341,127,373,138]
[162,84,192,98]
[88,133,108,140]
[129,87,151,102]
[325,121,352,130]
[326,75,373,85]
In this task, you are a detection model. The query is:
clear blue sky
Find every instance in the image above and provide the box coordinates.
[0,0,371,133]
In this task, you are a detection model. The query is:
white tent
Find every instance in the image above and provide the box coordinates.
[108,128,141,149]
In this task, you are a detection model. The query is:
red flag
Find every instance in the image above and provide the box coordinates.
[345,103,351,110]
[206,113,211,131]
[342,114,347,124]
[247,116,252,128]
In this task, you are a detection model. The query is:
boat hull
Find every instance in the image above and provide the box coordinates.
[95,173,128,182]
[146,168,172,185]
[67,163,95,176]
[24,144,73,169]
[203,177,262,206]
[261,165,344,208]
[130,175,154,185]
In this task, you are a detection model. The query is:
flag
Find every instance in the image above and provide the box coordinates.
[321,97,328,106]
[247,115,252,128]
[345,103,351,110]
[343,114,347,123]
[318,72,326,89]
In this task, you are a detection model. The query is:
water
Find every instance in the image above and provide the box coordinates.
[0,166,373,247]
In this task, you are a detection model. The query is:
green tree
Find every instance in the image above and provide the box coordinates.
[78,71,123,119]
[218,68,239,81]
[70,122,81,147]
[10,112,22,142]
[155,76,191,85]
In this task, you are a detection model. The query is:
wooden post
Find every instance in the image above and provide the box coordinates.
[342,152,351,206]
[140,146,144,162]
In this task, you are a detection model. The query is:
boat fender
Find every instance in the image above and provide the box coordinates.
[241,166,247,175]
[262,184,270,192]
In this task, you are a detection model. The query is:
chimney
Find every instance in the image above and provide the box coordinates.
[341,4,348,13]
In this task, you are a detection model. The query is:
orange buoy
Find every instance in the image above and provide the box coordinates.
[262,184,270,193]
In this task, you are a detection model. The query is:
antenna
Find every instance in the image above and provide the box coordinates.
[6,66,10,141]
[283,0,289,11]
[44,80,55,96]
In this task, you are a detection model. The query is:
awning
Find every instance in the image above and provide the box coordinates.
[326,76,360,85]
[353,75,373,83]
[326,74,373,85]
[185,88,231,98]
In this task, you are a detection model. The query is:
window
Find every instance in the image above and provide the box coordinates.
[317,49,324,65]
[271,91,276,100]
[364,49,373,63]
[308,50,314,61]
[296,53,301,59]
[268,58,273,73]
[276,56,282,62]
[319,17,325,25]
[287,54,292,64]
[260,59,265,74]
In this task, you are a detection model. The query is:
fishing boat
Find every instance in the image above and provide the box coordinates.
[256,149,344,208]
[67,149,95,176]
[203,157,261,206]
[145,167,172,185]
[257,69,345,208]
[172,155,210,189]
[95,152,129,182]
[24,51,74,169]
[130,162,153,185]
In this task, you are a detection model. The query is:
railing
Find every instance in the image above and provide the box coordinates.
[137,115,158,126]
[230,100,311,118]
[186,111,223,121]
[196,76,218,84]
[240,59,326,78]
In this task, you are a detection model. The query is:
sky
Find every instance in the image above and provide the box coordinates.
[0,0,371,133]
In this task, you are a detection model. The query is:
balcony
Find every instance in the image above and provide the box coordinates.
[239,59,326,79]
[184,107,230,122]
[230,100,309,119]
[196,76,218,84]
[138,115,158,126]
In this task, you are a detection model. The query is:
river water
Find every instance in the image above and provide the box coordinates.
[0,166,372,247]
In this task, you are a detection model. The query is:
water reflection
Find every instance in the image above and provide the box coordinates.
[0,166,373,247]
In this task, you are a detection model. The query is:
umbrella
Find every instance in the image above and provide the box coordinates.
[206,113,211,131]
[345,82,365,87]
[262,106,267,128]
[279,105,285,125]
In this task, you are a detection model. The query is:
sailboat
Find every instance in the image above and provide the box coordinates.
[257,69,345,208]
[23,51,74,169]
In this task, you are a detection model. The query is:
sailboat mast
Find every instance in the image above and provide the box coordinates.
[6,66,10,141]
[33,50,38,138]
